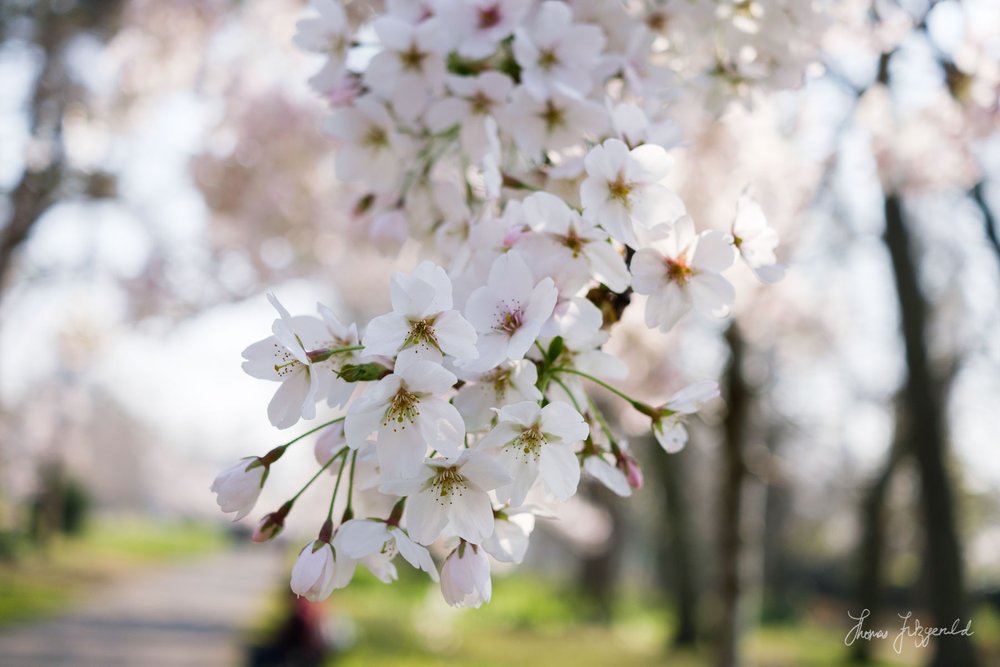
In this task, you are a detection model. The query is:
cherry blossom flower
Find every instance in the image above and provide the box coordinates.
[652,381,721,453]
[325,96,414,193]
[241,294,359,429]
[453,360,542,431]
[630,216,736,332]
[438,0,532,59]
[580,138,685,248]
[364,16,449,120]
[380,450,512,545]
[345,356,465,480]
[362,261,478,364]
[334,519,439,582]
[463,251,558,372]
[520,191,630,293]
[440,542,492,608]
[425,72,514,161]
[513,1,606,99]
[479,401,589,505]
[294,0,351,79]
[482,506,544,563]
[210,458,266,521]
[732,188,786,283]
[290,539,356,602]
[497,86,608,157]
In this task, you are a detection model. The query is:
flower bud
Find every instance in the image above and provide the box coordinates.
[252,501,292,543]
[440,542,492,608]
[618,453,644,491]
[211,457,266,521]
[289,539,355,602]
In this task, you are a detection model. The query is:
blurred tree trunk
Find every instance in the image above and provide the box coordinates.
[882,193,979,667]
[760,426,792,623]
[716,324,751,667]
[578,482,623,623]
[851,398,907,664]
[652,441,699,646]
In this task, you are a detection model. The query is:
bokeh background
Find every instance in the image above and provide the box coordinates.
[0,0,998,666]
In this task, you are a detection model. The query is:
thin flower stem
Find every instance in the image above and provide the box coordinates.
[306,345,365,364]
[326,448,351,521]
[263,416,346,464]
[343,450,359,521]
[585,393,616,444]
[291,447,347,505]
[284,416,345,448]
[550,375,584,414]
[550,367,650,412]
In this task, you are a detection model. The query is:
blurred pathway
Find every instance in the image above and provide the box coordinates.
[0,545,284,667]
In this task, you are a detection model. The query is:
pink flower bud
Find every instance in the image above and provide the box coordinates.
[622,454,644,491]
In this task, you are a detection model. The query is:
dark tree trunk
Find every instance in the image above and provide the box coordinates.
[577,482,623,623]
[715,324,751,667]
[653,441,699,646]
[882,193,978,667]
[851,399,907,663]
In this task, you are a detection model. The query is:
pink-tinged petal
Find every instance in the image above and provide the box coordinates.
[586,241,630,292]
[488,251,535,303]
[477,421,524,449]
[579,175,608,212]
[522,192,572,235]
[268,369,314,429]
[403,489,450,545]
[241,337,282,380]
[539,402,589,443]
[655,419,688,453]
[689,273,735,317]
[434,310,478,360]
[363,312,410,357]
[626,144,672,183]
[629,249,665,295]
[418,399,466,460]
[376,424,429,481]
[583,456,632,497]
[666,381,720,414]
[460,450,514,492]
[391,528,439,582]
[463,286,500,332]
[498,454,540,507]
[426,96,468,133]
[633,184,686,229]
[752,263,786,284]
[398,358,457,394]
[538,443,580,501]
[692,230,735,273]
[496,400,541,428]
[373,16,414,51]
[334,520,391,559]
[447,489,494,543]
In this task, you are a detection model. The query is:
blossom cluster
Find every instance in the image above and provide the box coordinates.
[213,0,801,608]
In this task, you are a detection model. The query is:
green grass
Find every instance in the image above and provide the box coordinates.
[253,560,1000,667]
[0,518,226,626]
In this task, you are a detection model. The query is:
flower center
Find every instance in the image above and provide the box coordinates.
[273,343,304,376]
[540,101,565,132]
[608,175,633,206]
[666,257,694,284]
[561,228,586,256]
[507,424,545,462]
[469,91,493,115]
[538,49,559,70]
[431,467,469,504]
[363,125,389,149]
[384,388,420,429]
[399,45,427,71]
[478,5,502,29]
[481,366,513,400]
[494,302,524,335]
[404,317,441,353]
